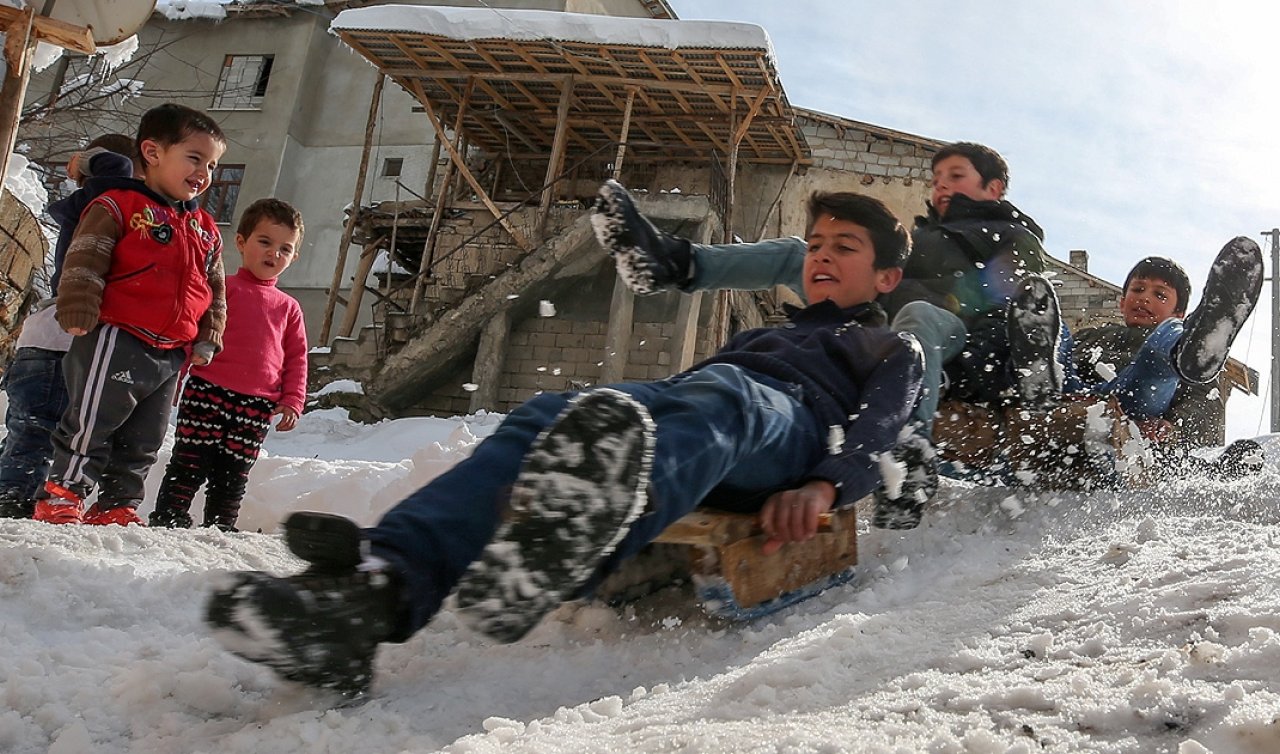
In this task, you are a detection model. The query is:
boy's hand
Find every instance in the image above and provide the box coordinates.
[190,352,211,366]
[65,326,87,336]
[759,479,837,555]
[1134,417,1175,444]
[273,405,299,432]
[190,341,217,366]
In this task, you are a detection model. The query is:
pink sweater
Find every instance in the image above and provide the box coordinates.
[191,267,308,413]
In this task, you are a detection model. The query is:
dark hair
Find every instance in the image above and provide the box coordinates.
[237,197,305,246]
[86,133,136,159]
[136,103,225,152]
[1124,256,1191,314]
[806,191,910,268]
[931,142,1009,189]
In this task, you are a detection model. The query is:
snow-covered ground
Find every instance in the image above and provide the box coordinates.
[2,405,1280,754]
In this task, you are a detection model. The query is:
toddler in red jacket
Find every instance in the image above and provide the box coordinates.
[151,198,308,531]
[35,103,227,526]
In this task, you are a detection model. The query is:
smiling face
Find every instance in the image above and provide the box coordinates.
[930,154,1004,217]
[140,131,224,203]
[1118,276,1183,327]
[237,219,300,282]
[802,214,902,309]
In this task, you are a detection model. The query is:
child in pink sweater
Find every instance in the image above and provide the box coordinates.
[150,198,308,530]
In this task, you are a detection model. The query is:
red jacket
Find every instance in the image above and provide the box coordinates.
[58,185,226,350]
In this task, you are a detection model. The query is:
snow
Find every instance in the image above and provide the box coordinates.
[330,5,773,58]
[0,394,1274,752]
[3,401,1280,752]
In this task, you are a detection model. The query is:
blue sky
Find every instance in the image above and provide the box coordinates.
[670,0,1279,441]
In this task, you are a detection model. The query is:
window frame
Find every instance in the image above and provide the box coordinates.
[211,54,274,111]
[200,163,245,225]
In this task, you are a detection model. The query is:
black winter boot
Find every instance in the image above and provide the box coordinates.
[592,179,695,295]
[872,426,938,530]
[1006,274,1064,408]
[206,563,401,698]
[1174,237,1264,384]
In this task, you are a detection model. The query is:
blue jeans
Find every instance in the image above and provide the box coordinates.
[368,363,825,633]
[0,348,70,501]
[689,238,961,431]
[1062,318,1183,418]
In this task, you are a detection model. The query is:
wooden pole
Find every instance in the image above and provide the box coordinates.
[338,239,382,338]
[535,75,574,244]
[599,87,639,386]
[0,7,36,187]
[418,93,533,252]
[320,74,384,343]
[411,79,472,314]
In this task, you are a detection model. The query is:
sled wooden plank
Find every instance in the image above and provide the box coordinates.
[653,509,841,547]
[711,520,858,609]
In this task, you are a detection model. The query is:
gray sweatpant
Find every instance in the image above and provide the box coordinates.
[39,324,185,507]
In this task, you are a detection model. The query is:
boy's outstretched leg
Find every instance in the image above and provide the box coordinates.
[1174,237,1264,383]
[205,515,401,698]
[1006,274,1064,408]
[592,179,695,295]
[454,388,655,643]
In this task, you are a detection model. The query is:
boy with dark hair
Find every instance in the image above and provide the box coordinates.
[1054,245,1265,477]
[206,190,923,697]
[0,133,137,519]
[32,103,228,526]
[150,198,308,531]
[596,141,1049,528]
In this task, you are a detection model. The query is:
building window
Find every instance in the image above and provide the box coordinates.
[382,157,404,178]
[212,55,274,110]
[201,164,245,224]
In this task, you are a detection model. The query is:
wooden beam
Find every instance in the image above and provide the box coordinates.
[376,67,747,98]
[411,78,471,314]
[320,74,384,343]
[415,83,534,253]
[338,239,384,339]
[0,6,93,56]
[535,76,574,243]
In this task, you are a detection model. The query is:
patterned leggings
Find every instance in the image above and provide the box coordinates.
[154,376,274,528]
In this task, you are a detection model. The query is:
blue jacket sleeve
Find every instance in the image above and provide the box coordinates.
[807,331,924,507]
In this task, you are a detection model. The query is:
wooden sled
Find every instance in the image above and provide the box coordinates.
[932,395,1154,490]
[599,505,860,621]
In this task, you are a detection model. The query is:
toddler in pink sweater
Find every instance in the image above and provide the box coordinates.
[150,198,308,530]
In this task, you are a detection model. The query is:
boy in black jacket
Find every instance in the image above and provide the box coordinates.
[206,191,923,697]
[596,142,1049,527]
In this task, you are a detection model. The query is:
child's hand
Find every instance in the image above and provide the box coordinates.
[273,405,299,432]
[190,341,217,366]
[190,352,211,366]
[1135,417,1175,443]
[65,326,87,336]
[759,479,836,556]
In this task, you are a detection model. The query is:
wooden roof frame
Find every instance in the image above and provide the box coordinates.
[331,24,811,167]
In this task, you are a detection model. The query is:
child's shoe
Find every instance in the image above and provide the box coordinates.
[0,490,32,519]
[592,179,695,295]
[83,504,145,526]
[206,564,401,698]
[149,507,194,528]
[455,388,655,643]
[33,481,84,524]
[1006,274,1064,408]
[872,426,938,530]
[1174,237,1264,384]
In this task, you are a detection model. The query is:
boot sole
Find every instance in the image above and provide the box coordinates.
[454,388,654,642]
[284,511,364,571]
[1176,237,1264,383]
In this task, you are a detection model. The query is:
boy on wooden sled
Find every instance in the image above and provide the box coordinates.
[205,191,923,697]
